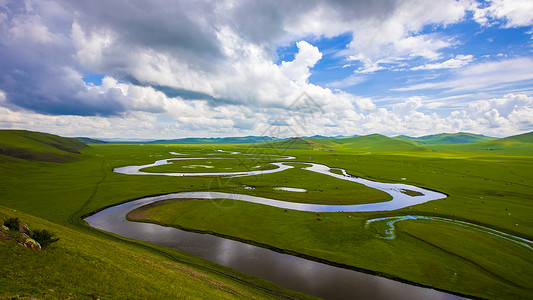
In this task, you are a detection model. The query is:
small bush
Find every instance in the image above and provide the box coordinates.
[31,229,59,248]
[3,217,20,230]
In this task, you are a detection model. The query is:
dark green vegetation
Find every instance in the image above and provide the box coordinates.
[31,229,60,248]
[3,217,20,230]
[1,129,532,299]
[2,216,59,248]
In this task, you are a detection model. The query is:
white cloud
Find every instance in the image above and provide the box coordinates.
[64,0,474,98]
[411,55,474,70]
[0,0,532,139]
[326,75,367,88]
[473,0,533,28]
[393,57,533,92]
[337,0,470,70]
[280,41,322,84]
[354,97,377,112]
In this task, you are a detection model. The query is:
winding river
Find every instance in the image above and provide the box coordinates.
[85,151,474,299]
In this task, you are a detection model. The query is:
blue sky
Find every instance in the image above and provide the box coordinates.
[0,0,532,138]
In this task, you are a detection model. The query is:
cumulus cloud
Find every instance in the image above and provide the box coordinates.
[280,41,322,84]
[0,0,532,139]
[1,0,478,113]
[473,0,533,28]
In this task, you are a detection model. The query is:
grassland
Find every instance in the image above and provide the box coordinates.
[127,137,533,299]
[1,130,532,299]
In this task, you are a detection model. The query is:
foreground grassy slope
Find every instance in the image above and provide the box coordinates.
[1,207,304,299]
[0,130,88,162]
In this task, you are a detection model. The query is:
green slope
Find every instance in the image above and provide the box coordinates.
[501,131,533,143]
[0,130,89,162]
[394,132,495,144]
[331,134,424,152]
[444,131,533,155]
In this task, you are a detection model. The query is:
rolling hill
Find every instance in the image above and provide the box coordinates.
[394,132,495,144]
[440,131,533,155]
[330,134,425,152]
[0,130,89,162]
[258,137,328,150]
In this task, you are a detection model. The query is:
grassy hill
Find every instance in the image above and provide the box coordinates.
[0,130,89,162]
[259,137,328,150]
[394,132,495,144]
[438,131,533,155]
[330,134,424,152]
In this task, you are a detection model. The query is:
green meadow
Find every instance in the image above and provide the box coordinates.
[1,130,533,299]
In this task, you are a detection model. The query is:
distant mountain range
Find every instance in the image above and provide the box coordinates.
[66,130,533,155]
[2,130,532,162]
[73,132,496,145]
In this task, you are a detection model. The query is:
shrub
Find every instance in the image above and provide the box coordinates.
[3,217,20,230]
[31,229,59,248]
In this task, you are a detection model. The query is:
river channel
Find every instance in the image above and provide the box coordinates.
[85,153,462,299]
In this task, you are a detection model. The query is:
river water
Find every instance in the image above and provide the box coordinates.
[85,193,462,300]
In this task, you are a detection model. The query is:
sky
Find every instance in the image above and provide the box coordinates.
[0,0,532,139]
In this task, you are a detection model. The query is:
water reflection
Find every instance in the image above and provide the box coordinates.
[85,197,464,300]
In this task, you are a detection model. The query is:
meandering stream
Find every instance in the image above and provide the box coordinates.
[86,151,509,299]
[113,153,448,211]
